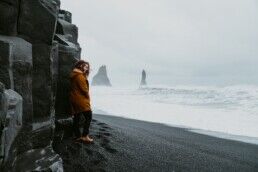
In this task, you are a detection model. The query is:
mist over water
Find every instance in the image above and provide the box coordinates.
[89,74,258,88]
[91,84,258,143]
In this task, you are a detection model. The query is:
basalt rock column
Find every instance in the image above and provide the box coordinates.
[0,0,81,170]
[18,0,59,124]
[0,82,23,164]
[0,36,33,125]
[54,11,81,119]
[0,0,19,36]
[0,0,61,169]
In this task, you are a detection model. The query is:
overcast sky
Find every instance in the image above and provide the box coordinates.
[61,0,258,86]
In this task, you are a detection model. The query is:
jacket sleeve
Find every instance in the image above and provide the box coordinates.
[76,74,89,97]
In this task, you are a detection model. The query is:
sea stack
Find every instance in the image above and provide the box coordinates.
[92,65,112,86]
[140,69,147,86]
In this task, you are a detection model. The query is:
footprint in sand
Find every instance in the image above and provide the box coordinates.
[98,122,106,125]
[89,168,106,172]
[100,142,118,154]
[91,119,118,154]
[103,126,111,129]
[93,121,118,154]
[99,128,109,132]
[53,119,112,171]
[88,150,107,167]
[103,132,111,137]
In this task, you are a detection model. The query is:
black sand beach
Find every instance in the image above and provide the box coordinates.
[53,114,258,172]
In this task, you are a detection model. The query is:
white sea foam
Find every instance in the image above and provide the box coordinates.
[90,85,258,144]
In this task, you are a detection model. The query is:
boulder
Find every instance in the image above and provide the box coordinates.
[92,65,112,86]
[7,146,63,172]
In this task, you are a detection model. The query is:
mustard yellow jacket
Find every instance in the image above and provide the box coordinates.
[69,69,91,115]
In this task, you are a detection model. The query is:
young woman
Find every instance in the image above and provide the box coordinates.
[70,60,93,143]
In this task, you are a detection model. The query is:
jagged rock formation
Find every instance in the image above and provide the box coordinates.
[0,82,22,165]
[140,70,147,86]
[0,0,81,170]
[54,8,81,119]
[92,65,112,86]
[0,35,33,124]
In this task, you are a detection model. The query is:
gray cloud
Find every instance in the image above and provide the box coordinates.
[61,0,258,86]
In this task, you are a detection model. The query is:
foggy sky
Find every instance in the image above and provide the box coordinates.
[61,0,258,86]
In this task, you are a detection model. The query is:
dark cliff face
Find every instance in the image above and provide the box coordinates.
[92,65,112,86]
[0,0,81,170]
[140,69,147,86]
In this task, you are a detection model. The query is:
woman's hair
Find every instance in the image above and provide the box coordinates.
[74,60,90,76]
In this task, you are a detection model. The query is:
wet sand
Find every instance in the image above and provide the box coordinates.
[53,114,258,172]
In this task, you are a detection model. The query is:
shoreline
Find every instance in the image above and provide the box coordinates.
[53,113,258,172]
[93,110,258,146]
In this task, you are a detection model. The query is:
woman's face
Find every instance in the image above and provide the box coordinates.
[83,64,89,73]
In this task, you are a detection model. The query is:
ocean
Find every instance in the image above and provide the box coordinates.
[91,85,258,144]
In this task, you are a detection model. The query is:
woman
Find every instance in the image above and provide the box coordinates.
[70,60,93,143]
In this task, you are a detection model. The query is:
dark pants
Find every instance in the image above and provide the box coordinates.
[73,110,92,138]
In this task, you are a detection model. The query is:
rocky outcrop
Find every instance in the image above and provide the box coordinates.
[8,145,63,172]
[92,65,112,86]
[0,36,33,125]
[32,43,59,122]
[58,9,72,23]
[0,0,81,170]
[18,0,59,44]
[140,69,147,86]
[0,0,18,36]
[0,82,22,164]
[54,18,81,119]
